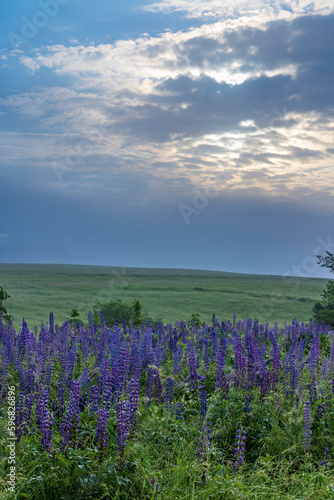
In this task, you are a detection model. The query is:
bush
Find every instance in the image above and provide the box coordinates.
[92,297,148,327]
[93,298,133,326]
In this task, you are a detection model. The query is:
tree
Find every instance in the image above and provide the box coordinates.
[312,282,334,326]
[132,298,144,327]
[316,251,334,273]
[0,286,13,323]
[313,252,334,326]
[70,309,80,320]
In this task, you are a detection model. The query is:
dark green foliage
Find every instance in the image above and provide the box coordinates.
[93,298,133,326]
[70,308,80,320]
[191,313,202,327]
[92,298,147,327]
[132,297,144,327]
[0,285,13,322]
[312,280,334,326]
[316,251,334,273]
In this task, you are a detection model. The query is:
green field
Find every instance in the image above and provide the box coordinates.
[0,264,328,328]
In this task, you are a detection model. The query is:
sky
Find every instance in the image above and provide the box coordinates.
[0,0,334,278]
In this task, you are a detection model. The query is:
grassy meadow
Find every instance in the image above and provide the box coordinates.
[0,264,328,329]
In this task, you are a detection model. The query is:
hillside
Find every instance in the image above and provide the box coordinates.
[0,264,327,329]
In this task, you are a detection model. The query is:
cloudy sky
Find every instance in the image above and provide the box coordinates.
[0,0,334,277]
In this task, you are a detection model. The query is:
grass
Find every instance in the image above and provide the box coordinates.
[0,264,328,329]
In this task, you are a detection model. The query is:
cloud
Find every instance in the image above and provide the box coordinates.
[0,9,333,204]
[143,0,334,19]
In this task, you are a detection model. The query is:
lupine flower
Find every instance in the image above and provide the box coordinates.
[321,357,328,380]
[234,337,246,388]
[128,377,140,440]
[188,345,198,391]
[40,406,54,452]
[303,401,311,451]
[149,478,159,493]
[308,382,317,405]
[203,340,209,372]
[230,429,246,474]
[320,447,329,467]
[311,402,326,431]
[97,407,109,463]
[117,399,131,467]
[244,394,253,415]
[175,402,184,420]
[196,422,211,461]
[36,390,54,452]
[60,380,81,453]
[274,393,282,412]
[165,377,174,415]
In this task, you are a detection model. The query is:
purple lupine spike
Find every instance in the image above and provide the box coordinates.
[120,345,130,394]
[271,343,280,390]
[36,388,54,452]
[188,345,198,391]
[49,312,54,335]
[89,384,99,415]
[244,394,253,415]
[165,377,174,415]
[196,421,211,461]
[175,401,184,420]
[274,393,282,412]
[128,377,140,439]
[153,366,164,403]
[102,370,113,411]
[234,337,246,388]
[308,382,317,405]
[60,380,81,453]
[230,429,246,474]
[67,340,77,387]
[116,399,131,468]
[260,371,271,400]
[320,447,329,467]
[40,405,54,452]
[203,339,209,372]
[211,329,218,363]
[321,357,328,380]
[97,407,109,463]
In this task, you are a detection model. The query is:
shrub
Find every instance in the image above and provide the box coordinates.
[93,298,133,326]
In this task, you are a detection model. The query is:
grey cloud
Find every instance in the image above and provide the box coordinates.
[120,13,334,143]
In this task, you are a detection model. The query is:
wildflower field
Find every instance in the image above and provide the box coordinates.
[1,313,334,500]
